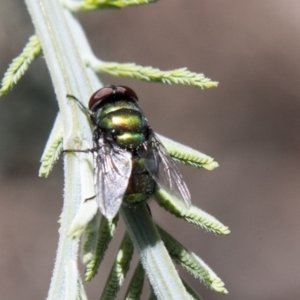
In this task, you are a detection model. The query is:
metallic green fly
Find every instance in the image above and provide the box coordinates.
[66,85,191,219]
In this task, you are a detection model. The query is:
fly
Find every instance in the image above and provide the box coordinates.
[66,85,191,219]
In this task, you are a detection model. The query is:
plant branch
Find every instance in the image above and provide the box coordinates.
[121,204,190,300]
[24,1,100,299]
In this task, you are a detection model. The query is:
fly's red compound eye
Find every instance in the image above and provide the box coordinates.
[88,86,114,111]
[88,85,139,111]
[115,85,139,101]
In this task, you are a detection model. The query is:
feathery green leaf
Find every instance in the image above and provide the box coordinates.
[62,0,157,11]
[100,232,134,300]
[83,215,119,281]
[39,115,63,177]
[157,226,228,295]
[155,188,230,235]
[0,35,42,97]
[77,277,88,300]
[89,61,218,89]
[125,262,145,300]
[158,134,219,170]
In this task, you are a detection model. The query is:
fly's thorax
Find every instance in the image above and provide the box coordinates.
[96,100,149,149]
[95,100,140,122]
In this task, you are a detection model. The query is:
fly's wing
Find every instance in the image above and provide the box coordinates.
[94,137,132,219]
[137,131,191,208]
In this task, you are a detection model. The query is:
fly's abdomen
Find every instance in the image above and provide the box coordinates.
[99,108,148,149]
[124,156,157,204]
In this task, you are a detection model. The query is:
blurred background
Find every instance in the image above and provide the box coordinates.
[1,1,300,299]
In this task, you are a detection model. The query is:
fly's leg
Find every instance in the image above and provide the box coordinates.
[84,195,96,202]
[146,203,152,217]
[66,94,94,118]
[62,147,98,154]
[62,148,92,154]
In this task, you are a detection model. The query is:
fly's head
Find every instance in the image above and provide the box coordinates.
[88,85,139,113]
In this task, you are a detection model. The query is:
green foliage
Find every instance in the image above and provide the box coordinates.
[39,115,63,177]
[63,0,157,11]
[0,35,41,96]
[93,62,218,89]
[124,262,145,300]
[100,232,134,299]
[83,215,119,281]
[157,226,228,295]
[158,134,219,170]
[121,204,192,299]
[155,188,230,235]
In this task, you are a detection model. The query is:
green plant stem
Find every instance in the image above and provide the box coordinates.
[24,1,100,299]
[121,204,190,300]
